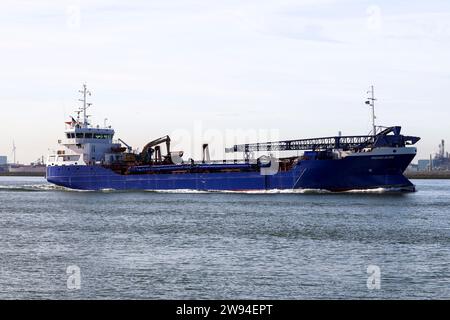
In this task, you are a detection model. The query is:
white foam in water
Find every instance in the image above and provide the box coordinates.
[0,184,54,191]
[217,189,331,194]
[0,184,90,192]
[30,184,96,192]
[144,188,332,194]
[145,189,211,194]
[144,188,401,194]
[24,184,68,191]
[344,187,387,193]
[343,187,410,193]
[0,185,405,194]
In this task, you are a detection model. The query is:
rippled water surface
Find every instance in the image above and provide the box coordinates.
[0,176,449,299]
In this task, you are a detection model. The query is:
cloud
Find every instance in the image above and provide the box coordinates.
[0,0,449,162]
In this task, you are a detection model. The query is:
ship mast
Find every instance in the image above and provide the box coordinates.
[365,85,377,136]
[78,84,92,128]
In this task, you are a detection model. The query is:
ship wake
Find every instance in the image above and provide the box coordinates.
[0,184,87,192]
[145,187,408,194]
[0,185,411,194]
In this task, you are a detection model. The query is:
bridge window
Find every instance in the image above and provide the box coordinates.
[76,133,84,138]
[85,133,93,138]
[93,134,111,139]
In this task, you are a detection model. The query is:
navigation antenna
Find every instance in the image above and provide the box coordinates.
[78,83,92,127]
[365,85,377,136]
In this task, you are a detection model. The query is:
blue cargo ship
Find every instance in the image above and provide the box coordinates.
[46,85,420,192]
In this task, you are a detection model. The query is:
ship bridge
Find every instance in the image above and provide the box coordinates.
[63,127,115,142]
[48,84,121,166]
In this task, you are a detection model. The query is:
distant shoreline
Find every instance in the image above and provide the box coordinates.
[0,172,45,177]
[405,171,450,179]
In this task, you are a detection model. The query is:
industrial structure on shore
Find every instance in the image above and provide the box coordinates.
[412,139,450,171]
[0,153,46,175]
[0,156,7,172]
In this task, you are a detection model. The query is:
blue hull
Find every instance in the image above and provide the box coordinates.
[46,153,416,192]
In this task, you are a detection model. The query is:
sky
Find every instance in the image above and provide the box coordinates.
[1,0,450,163]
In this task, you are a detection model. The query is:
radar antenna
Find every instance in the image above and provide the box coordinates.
[365,85,377,135]
[78,83,92,127]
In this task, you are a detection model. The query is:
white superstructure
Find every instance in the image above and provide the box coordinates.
[47,84,122,167]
